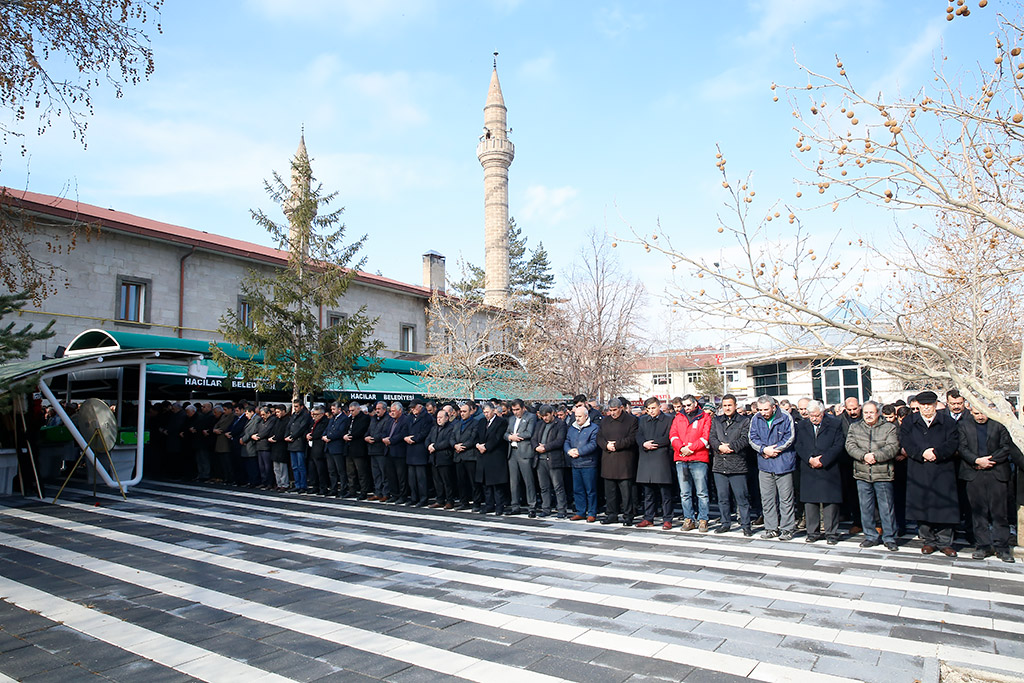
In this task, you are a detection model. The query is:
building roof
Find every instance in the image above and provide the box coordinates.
[1,187,434,299]
[634,348,757,372]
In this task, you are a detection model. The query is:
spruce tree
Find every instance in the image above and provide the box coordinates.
[214,142,383,400]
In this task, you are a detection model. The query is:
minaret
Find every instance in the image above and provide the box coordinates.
[477,54,514,309]
[284,130,312,257]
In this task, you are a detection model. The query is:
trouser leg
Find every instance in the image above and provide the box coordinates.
[273,461,289,488]
[857,480,880,542]
[874,481,897,544]
[619,479,634,522]
[604,477,620,518]
[822,502,841,538]
[759,471,779,531]
[714,472,733,526]
[549,465,566,515]
[371,454,387,496]
[258,452,273,486]
[805,502,822,539]
[642,484,656,522]
[777,473,796,532]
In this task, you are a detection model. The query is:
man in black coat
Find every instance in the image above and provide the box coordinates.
[427,409,457,508]
[306,405,330,495]
[708,394,753,536]
[365,401,390,501]
[382,402,412,504]
[285,399,312,493]
[531,404,568,518]
[404,400,433,506]
[252,406,276,489]
[901,391,961,556]
[959,404,1015,562]
[796,400,846,544]
[636,397,675,530]
[343,402,371,499]
[453,403,483,510]
[476,402,509,515]
[323,401,349,497]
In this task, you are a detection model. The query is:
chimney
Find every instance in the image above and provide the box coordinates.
[422,251,446,293]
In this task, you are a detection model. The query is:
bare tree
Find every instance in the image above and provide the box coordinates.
[418,290,531,400]
[619,6,1024,452]
[523,229,645,402]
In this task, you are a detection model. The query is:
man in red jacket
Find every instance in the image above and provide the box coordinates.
[670,395,713,532]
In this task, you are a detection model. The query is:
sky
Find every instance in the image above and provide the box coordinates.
[0,0,1003,343]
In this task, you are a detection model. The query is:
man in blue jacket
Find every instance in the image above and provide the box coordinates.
[748,395,797,540]
[565,405,600,522]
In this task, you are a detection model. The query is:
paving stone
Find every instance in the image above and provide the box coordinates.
[527,653,633,683]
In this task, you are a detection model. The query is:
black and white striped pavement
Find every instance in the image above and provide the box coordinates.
[0,481,1022,682]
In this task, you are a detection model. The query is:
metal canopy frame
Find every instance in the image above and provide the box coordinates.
[2,349,201,492]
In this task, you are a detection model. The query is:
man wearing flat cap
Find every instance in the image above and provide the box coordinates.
[900,391,961,556]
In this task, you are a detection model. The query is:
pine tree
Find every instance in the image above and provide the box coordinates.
[0,291,54,365]
[213,142,383,401]
[452,217,556,303]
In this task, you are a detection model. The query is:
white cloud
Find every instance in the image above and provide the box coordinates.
[520,184,579,224]
[867,19,945,99]
[315,151,455,202]
[304,53,343,89]
[595,6,646,38]
[343,71,429,130]
[741,0,851,45]
[519,54,556,84]
[245,0,435,31]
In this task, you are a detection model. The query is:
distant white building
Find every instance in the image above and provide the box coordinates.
[632,347,908,407]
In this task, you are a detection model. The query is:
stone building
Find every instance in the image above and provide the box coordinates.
[3,185,443,364]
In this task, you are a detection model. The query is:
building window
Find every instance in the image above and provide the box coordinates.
[400,324,416,352]
[238,298,254,328]
[751,362,788,397]
[686,371,700,385]
[812,359,872,406]
[327,311,346,327]
[652,372,670,385]
[115,275,151,324]
[721,370,739,383]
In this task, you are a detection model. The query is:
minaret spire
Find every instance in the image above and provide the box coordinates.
[477,56,514,309]
[285,128,313,257]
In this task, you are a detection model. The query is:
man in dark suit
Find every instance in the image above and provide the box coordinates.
[796,400,846,544]
[476,402,509,515]
[382,402,411,504]
[343,402,371,498]
[901,391,961,557]
[323,401,350,498]
[532,404,568,518]
[404,400,433,506]
[505,398,538,516]
[285,399,312,493]
[365,401,390,501]
[454,403,483,510]
[306,405,330,495]
[959,404,1015,562]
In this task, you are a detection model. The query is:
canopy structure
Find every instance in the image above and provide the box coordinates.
[66,329,429,402]
[0,347,201,492]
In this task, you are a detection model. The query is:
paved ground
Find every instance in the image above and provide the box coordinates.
[0,481,1022,683]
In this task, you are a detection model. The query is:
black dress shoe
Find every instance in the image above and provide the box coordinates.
[997,550,1015,563]
[601,516,619,525]
[884,542,899,552]
[860,539,879,548]
[507,508,522,515]
[528,510,536,518]
[715,525,732,534]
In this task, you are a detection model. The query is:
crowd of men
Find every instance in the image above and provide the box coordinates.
[139,389,1020,563]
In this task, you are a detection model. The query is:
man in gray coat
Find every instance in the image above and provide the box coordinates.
[505,399,538,516]
[846,401,901,551]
